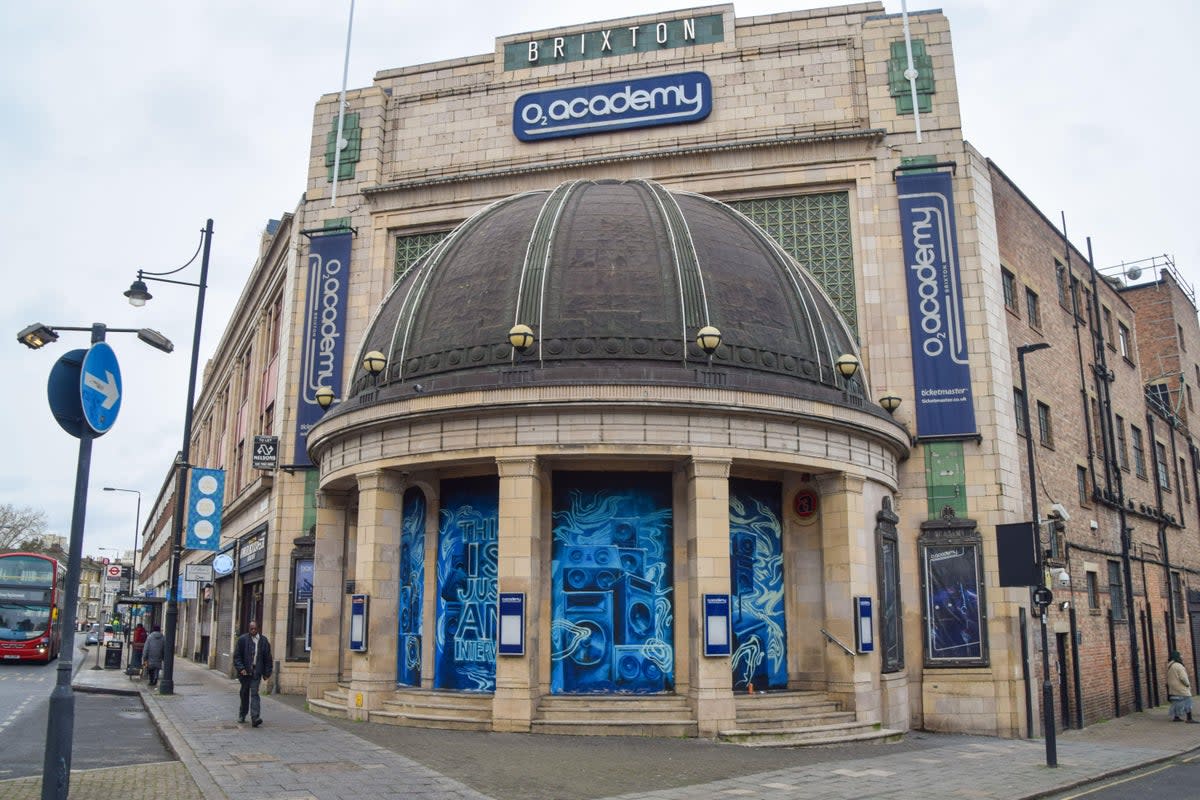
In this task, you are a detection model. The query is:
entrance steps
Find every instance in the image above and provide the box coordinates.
[532,694,698,737]
[377,688,493,731]
[718,691,904,747]
[307,686,349,718]
[308,684,494,730]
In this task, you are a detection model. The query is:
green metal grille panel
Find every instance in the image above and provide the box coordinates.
[925,441,967,519]
[729,193,857,334]
[394,231,449,282]
[325,113,361,182]
[887,40,934,114]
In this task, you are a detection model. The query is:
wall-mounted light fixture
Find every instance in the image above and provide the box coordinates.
[696,325,722,356]
[315,386,335,410]
[363,350,386,376]
[508,323,535,353]
[879,393,902,414]
[835,353,860,383]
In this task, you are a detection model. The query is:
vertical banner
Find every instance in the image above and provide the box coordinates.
[897,171,977,439]
[186,467,225,551]
[293,231,353,466]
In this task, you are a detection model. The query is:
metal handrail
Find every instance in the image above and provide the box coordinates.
[819,627,855,656]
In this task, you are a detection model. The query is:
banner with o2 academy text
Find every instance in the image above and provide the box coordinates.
[897,171,977,439]
[293,231,353,466]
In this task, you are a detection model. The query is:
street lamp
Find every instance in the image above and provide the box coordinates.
[123,218,212,696]
[1017,341,1056,768]
[102,487,141,588]
[16,321,173,800]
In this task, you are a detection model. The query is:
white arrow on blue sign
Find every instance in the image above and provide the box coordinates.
[80,342,122,434]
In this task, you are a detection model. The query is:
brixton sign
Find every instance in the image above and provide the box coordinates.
[513,72,712,142]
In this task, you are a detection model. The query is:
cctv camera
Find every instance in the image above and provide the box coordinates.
[1055,568,1071,587]
[1049,503,1070,522]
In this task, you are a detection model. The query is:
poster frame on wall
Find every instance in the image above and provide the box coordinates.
[918,511,988,667]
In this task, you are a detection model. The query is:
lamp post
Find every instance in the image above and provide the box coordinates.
[102,488,141,588]
[16,321,173,800]
[1017,341,1056,768]
[104,487,141,667]
[123,219,212,695]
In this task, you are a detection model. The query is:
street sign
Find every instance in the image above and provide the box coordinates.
[46,348,88,438]
[106,565,122,579]
[184,563,214,583]
[80,342,122,434]
[252,435,279,470]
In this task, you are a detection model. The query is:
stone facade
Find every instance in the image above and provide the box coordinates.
[141,2,1200,743]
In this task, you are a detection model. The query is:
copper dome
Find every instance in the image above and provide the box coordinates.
[342,178,868,410]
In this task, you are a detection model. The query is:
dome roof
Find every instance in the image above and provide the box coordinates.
[343,178,868,410]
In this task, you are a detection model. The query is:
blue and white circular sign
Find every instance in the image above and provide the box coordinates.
[80,342,122,435]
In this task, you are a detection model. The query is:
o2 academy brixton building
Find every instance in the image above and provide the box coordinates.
[158,2,1200,745]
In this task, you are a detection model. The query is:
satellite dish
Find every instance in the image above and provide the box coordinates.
[1126,266,1142,280]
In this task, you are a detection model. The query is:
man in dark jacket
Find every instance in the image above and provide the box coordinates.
[233,620,273,727]
[142,625,165,686]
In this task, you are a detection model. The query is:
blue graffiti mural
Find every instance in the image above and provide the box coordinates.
[397,487,425,687]
[550,472,674,694]
[729,478,788,691]
[435,477,498,691]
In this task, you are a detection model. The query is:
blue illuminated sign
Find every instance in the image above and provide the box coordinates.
[897,171,977,439]
[513,72,712,142]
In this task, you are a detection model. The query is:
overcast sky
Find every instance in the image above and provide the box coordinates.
[2,0,1196,559]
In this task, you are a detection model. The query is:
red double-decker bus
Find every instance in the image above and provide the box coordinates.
[0,552,64,663]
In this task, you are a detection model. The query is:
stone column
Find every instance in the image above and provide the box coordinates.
[307,489,348,701]
[492,456,541,732]
[686,456,737,737]
[346,470,404,719]
[815,472,871,713]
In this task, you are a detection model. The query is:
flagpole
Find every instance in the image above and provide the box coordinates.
[900,0,923,144]
[330,0,357,206]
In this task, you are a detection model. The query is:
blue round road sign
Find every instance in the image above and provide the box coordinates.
[80,342,122,434]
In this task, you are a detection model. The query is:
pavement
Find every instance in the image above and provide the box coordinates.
[2,648,1199,800]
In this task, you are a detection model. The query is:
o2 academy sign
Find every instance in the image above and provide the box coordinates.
[514,72,712,141]
[503,13,724,70]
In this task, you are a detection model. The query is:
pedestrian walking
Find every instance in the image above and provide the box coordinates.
[131,622,147,669]
[1166,650,1196,723]
[143,624,165,686]
[233,620,272,727]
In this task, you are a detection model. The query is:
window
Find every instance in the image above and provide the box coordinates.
[1148,383,1170,414]
[1002,268,1018,312]
[1108,560,1125,620]
[1132,425,1147,479]
[1086,571,1099,610]
[1118,323,1131,359]
[1037,401,1053,447]
[1154,442,1171,492]
[1055,261,1069,306]
[1103,306,1115,347]
[1025,287,1041,329]
[1171,572,1184,618]
[1179,324,1186,352]
[1014,388,1027,436]
[1182,457,1191,503]
[1115,415,1129,470]
[1077,465,1090,506]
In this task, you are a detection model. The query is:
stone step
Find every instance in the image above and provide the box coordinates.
[735,700,842,720]
[307,696,348,719]
[532,717,699,737]
[719,721,904,747]
[537,703,694,722]
[735,710,856,730]
[371,708,493,732]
